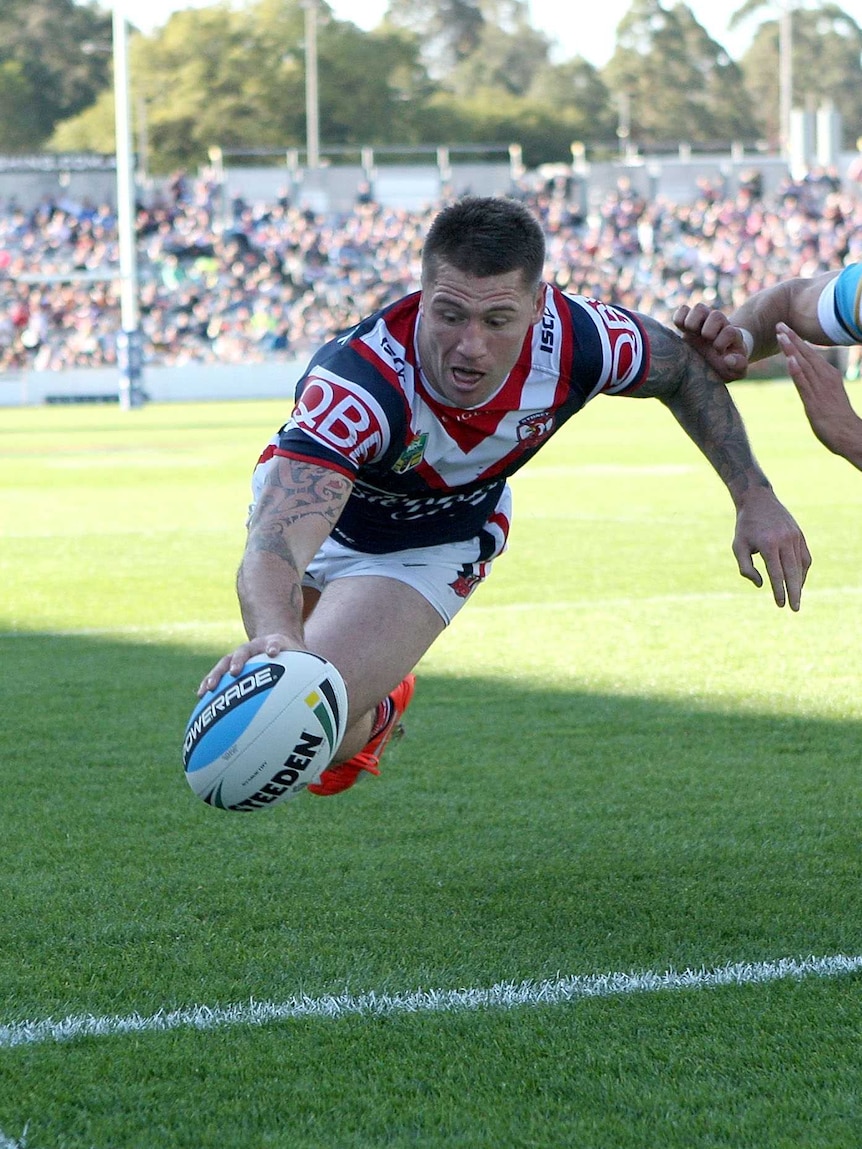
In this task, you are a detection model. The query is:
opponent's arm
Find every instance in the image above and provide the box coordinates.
[198,458,353,694]
[727,272,836,359]
[672,272,839,377]
[634,314,811,610]
[777,323,862,471]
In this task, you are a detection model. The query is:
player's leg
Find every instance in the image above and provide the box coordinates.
[299,489,511,792]
[302,572,445,763]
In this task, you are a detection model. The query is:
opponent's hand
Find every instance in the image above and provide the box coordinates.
[197,633,302,696]
[777,323,862,466]
[673,303,750,381]
[732,487,811,611]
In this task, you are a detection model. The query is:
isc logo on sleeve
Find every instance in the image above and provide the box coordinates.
[290,375,389,463]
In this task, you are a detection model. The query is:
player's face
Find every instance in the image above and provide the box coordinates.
[418,262,544,408]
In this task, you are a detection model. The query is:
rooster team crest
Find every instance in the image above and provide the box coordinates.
[517,411,555,443]
[449,568,482,599]
[393,432,428,473]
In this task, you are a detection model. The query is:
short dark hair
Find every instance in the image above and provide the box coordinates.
[422,195,545,291]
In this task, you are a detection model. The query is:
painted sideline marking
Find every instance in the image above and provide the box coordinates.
[1,954,859,1050]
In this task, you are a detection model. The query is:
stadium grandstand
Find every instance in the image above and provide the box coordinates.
[0,152,860,389]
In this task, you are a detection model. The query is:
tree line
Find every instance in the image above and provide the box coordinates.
[4,0,862,174]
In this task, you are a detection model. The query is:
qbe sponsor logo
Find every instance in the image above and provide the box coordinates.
[291,376,384,461]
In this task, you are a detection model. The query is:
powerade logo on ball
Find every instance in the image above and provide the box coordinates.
[183,662,285,770]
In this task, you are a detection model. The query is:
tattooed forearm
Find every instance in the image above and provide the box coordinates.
[236,458,353,642]
[236,560,305,636]
[636,317,770,502]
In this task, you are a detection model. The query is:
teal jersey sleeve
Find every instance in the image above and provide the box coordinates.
[817,263,862,344]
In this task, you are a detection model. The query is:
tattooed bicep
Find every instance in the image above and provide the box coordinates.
[250,457,352,533]
[631,314,699,399]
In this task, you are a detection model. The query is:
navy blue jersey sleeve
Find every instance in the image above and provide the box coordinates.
[555,291,651,400]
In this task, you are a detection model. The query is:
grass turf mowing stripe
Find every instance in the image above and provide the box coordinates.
[2,583,862,640]
[1,954,859,1050]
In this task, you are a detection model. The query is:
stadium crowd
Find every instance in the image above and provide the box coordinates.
[1,164,861,375]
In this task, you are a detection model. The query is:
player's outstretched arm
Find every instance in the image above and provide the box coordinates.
[634,315,811,610]
[198,458,353,694]
[777,323,862,471]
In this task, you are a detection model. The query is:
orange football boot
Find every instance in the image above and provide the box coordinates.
[307,673,416,796]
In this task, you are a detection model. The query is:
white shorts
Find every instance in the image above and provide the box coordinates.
[304,532,507,625]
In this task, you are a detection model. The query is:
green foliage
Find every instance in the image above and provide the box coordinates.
[37,0,862,173]
[603,0,758,146]
[526,57,619,144]
[0,60,47,151]
[445,8,553,98]
[426,88,601,167]
[740,4,862,148]
[385,0,486,78]
[315,25,437,146]
[48,88,118,155]
[51,0,438,170]
[0,0,112,147]
[139,6,286,158]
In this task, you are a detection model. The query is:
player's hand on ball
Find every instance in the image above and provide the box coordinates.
[197,634,302,696]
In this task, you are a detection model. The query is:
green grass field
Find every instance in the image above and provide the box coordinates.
[1,385,861,1148]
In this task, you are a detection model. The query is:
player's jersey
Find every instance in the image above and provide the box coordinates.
[252,285,650,553]
[817,263,862,345]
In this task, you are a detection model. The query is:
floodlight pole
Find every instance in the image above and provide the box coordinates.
[778,1,793,160]
[113,1,145,408]
[302,0,320,169]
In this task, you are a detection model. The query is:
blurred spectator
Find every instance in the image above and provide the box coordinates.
[2,171,862,374]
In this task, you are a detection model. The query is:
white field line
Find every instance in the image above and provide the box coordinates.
[2,585,862,641]
[1,954,859,1050]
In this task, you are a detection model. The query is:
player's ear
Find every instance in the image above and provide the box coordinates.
[530,284,545,325]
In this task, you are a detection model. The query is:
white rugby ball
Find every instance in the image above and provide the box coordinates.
[183,650,348,811]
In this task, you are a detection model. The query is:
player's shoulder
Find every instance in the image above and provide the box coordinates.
[312,293,419,373]
[299,293,419,408]
[277,294,419,470]
[552,285,646,338]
